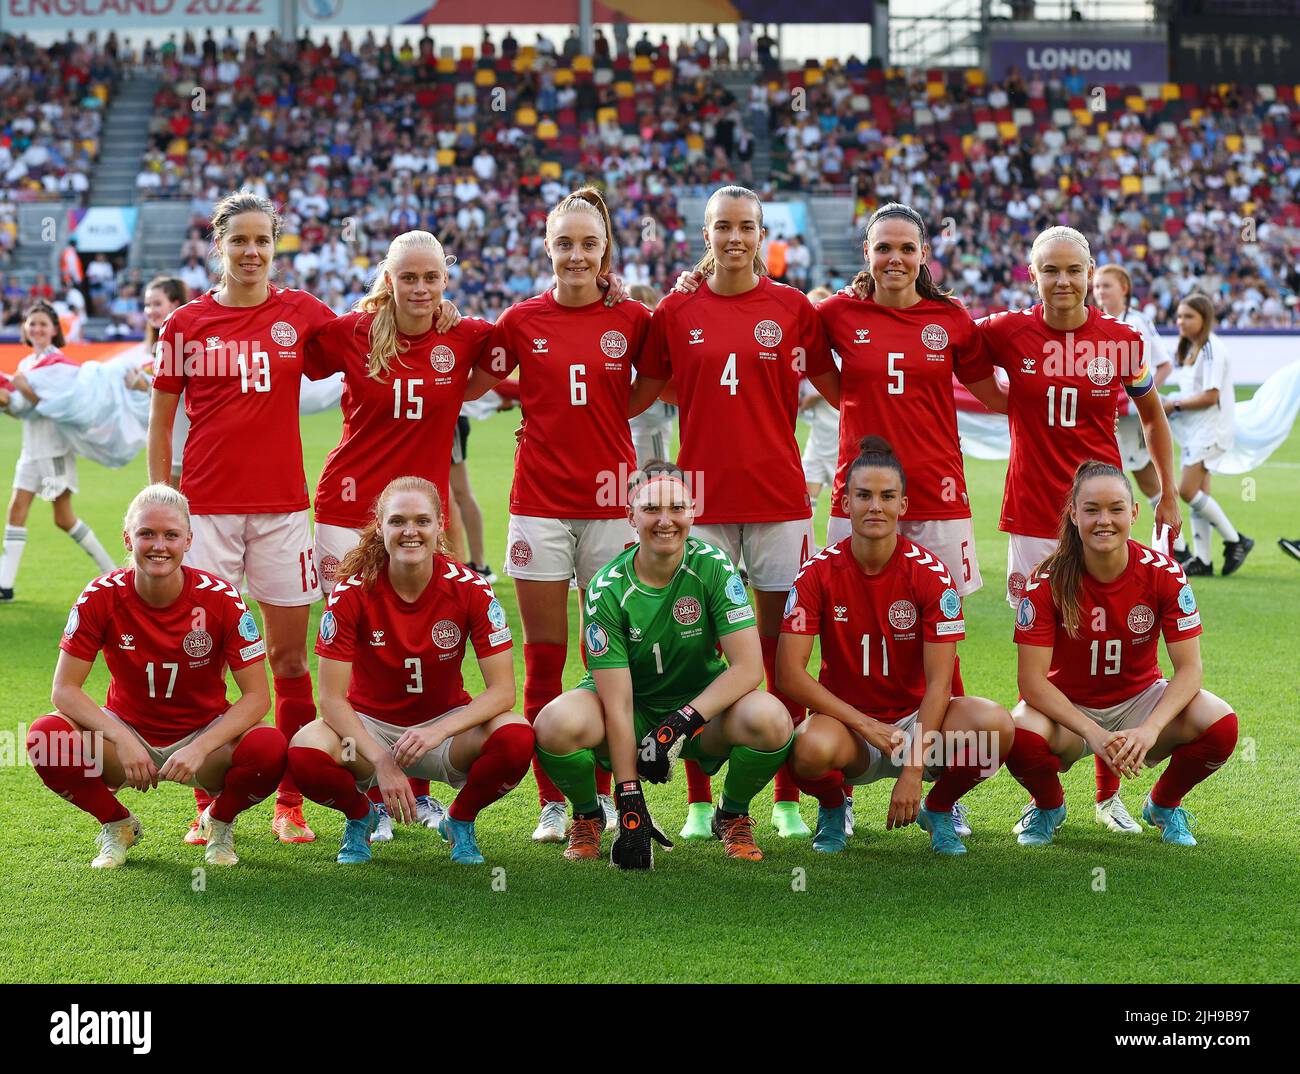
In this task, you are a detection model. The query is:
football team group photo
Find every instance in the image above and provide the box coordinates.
[2,1,1298,994]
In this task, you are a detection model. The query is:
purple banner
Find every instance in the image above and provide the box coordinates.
[989,39,1169,83]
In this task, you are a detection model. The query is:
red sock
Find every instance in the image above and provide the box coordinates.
[211,726,287,823]
[760,634,803,803]
[1151,713,1237,809]
[595,766,612,797]
[449,723,535,821]
[523,642,567,805]
[26,714,130,824]
[925,757,994,814]
[286,746,370,821]
[1005,728,1064,809]
[793,768,845,808]
[685,760,713,805]
[273,673,316,808]
[773,762,801,803]
[1094,753,1121,802]
[193,787,214,815]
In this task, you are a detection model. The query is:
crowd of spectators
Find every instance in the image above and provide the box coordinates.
[768,62,1300,326]
[2,28,1297,330]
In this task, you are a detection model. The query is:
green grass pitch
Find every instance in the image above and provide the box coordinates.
[1,387,1297,983]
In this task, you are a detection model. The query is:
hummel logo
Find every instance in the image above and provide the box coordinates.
[629,626,642,641]
[370,630,385,646]
[834,605,849,622]
[532,338,548,353]
[1021,356,1037,373]
[688,328,704,345]
[854,329,871,344]
[205,336,222,352]
[119,634,135,650]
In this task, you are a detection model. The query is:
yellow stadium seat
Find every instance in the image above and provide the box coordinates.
[519,46,536,63]
[514,56,533,74]
[1058,175,1071,191]
[686,133,704,152]
[1162,83,1180,100]
[539,161,563,179]
[1125,96,1145,112]
[615,81,634,98]
[927,81,944,98]
[1225,134,1242,152]
[516,106,537,126]
[474,68,495,86]
[997,121,1017,140]
[1121,175,1142,195]
[653,68,673,86]
[965,68,985,86]
[459,45,475,61]
[632,56,652,73]
[597,106,618,125]
[1072,108,1093,126]
[572,55,593,72]
[537,119,559,140]
[437,148,456,167]
[1189,108,1203,123]
[805,68,824,86]
[437,57,455,74]
[554,68,574,86]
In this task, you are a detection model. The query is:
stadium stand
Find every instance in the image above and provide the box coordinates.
[2,28,1297,331]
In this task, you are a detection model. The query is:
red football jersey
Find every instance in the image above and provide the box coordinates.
[818,294,987,522]
[1014,540,1202,708]
[488,291,650,519]
[153,285,336,514]
[782,537,966,723]
[639,277,834,524]
[59,567,267,746]
[306,312,493,530]
[314,557,513,726]
[975,305,1153,538]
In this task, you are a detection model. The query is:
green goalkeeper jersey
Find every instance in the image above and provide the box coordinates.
[580,537,756,713]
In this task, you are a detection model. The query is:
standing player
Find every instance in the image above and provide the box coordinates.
[148,191,338,845]
[477,188,656,843]
[1093,265,1174,521]
[26,484,285,868]
[533,461,793,865]
[1164,294,1252,577]
[778,438,1012,855]
[305,229,494,839]
[975,226,1180,612]
[1006,461,1238,847]
[0,302,117,602]
[635,185,840,841]
[286,477,533,865]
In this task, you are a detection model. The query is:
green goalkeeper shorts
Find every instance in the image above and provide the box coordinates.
[578,676,729,776]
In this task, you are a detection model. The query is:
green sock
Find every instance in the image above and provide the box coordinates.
[720,734,794,815]
[535,746,599,815]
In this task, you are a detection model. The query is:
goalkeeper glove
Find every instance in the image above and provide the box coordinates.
[637,703,705,784]
[609,780,673,870]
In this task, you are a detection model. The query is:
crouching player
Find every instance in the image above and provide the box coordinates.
[1007,461,1237,847]
[778,438,1013,855]
[27,484,284,868]
[287,477,532,865]
[534,461,794,866]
